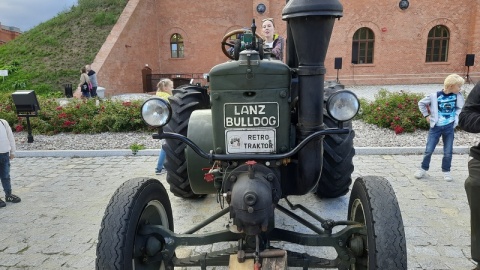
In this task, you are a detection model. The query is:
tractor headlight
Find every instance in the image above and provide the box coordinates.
[141,98,172,127]
[326,90,360,122]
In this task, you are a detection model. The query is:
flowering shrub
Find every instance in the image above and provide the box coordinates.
[357,89,429,134]
[0,93,152,134]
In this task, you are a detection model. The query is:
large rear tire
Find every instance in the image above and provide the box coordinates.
[96,177,174,270]
[348,176,407,269]
[163,85,210,198]
[315,115,355,198]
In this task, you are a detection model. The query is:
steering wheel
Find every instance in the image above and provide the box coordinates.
[221,29,263,60]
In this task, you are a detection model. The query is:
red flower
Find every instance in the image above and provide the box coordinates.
[62,120,75,127]
[58,112,68,119]
[394,116,400,121]
[122,101,132,107]
[397,104,403,109]
[56,106,63,111]
[15,125,23,132]
[394,125,404,134]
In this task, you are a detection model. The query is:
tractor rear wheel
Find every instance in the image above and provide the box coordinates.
[96,178,174,270]
[315,115,355,198]
[348,176,407,269]
[163,85,210,198]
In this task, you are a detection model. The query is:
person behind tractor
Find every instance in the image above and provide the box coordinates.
[261,18,284,61]
[155,78,174,175]
[414,73,465,181]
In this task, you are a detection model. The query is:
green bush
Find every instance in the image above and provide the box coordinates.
[357,89,429,134]
[0,95,151,135]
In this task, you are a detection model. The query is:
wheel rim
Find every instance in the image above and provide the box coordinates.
[350,198,368,270]
[133,200,170,270]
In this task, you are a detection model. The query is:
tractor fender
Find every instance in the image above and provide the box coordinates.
[186,110,217,194]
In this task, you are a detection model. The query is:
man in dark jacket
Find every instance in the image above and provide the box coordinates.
[459,81,480,270]
[86,64,98,98]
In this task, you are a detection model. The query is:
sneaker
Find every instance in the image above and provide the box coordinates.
[0,199,5,208]
[5,194,21,203]
[155,170,166,175]
[443,172,453,182]
[414,169,426,179]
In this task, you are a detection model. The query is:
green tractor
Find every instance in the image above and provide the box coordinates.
[96,0,407,269]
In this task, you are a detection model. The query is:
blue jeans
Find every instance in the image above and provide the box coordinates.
[0,153,12,196]
[420,122,454,172]
[156,147,166,173]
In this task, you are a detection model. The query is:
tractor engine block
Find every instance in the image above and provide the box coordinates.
[224,162,281,235]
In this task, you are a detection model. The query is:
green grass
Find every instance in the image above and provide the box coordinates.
[0,0,128,96]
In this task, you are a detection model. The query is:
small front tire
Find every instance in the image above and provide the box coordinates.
[96,177,174,270]
[348,176,407,269]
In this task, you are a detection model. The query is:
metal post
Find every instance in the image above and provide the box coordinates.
[26,116,33,143]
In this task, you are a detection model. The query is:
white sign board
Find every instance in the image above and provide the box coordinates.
[0,70,8,76]
[226,129,276,154]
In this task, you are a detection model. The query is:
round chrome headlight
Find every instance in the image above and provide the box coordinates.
[326,90,360,122]
[141,98,172,127]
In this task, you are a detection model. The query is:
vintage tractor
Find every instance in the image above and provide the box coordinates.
[96,0,407,269]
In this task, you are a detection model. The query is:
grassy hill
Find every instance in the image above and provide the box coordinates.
[0,0,127,96]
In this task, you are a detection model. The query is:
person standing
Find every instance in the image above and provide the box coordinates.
[155,78,174,175]
[78,67,91,99]
[414,73,465,181]
[459,81,480,270]
[0,119,21,208]
[86,64,98,98]
[261,18,284,61]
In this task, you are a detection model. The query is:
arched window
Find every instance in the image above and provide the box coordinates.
[352,27,374,64]
[425,25,449,62]
[170,33,184,58]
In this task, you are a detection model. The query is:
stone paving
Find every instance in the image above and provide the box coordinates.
[0,154,477,269]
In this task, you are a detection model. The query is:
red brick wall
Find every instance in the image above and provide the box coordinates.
[95,0,480,96]
[0,24,21,45]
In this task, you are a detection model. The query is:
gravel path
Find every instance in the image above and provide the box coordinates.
[13,120,480,151]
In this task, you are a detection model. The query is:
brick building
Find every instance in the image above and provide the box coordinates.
[92,0,480,96]
[0,23,21,45]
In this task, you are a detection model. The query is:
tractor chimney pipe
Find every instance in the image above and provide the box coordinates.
[282,0,343,194]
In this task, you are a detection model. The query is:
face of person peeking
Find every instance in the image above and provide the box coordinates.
[164,82,173,95]
[262,20,275,41]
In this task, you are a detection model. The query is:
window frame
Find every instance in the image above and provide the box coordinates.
[425,25,449,63]
[170,33,184,58]
[352,27,375,64]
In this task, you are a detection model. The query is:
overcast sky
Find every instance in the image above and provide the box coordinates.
[0,0,78,32]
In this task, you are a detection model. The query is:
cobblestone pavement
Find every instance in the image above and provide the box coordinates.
[0,154,476,269]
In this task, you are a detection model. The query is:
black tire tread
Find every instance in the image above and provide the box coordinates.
[350,176,407,269]
[96,177,173,269]
[315,116,355,198]
[163,87,209,198]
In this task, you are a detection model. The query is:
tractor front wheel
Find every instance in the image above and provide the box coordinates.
[347,176,407,269]
[96,178,174,270]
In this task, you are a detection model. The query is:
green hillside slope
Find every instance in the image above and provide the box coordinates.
[0,0,127,96]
